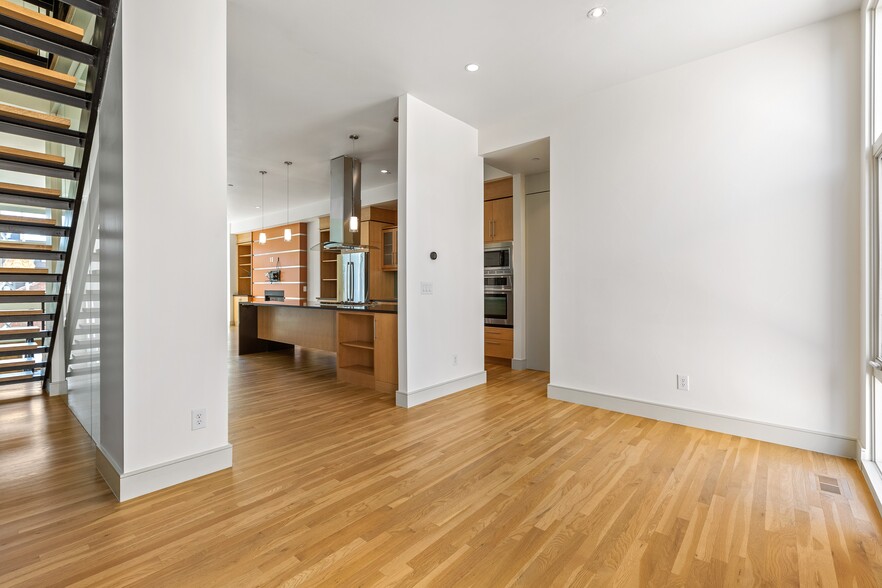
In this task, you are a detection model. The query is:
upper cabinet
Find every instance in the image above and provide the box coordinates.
[382,227,398,271]
[359,206,398,300]
[484,177,514,243]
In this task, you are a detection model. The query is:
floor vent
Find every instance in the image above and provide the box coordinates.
[818,475,842,495]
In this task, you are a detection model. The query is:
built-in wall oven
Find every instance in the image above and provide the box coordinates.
[484,243,512,275]
[484,274,513,326]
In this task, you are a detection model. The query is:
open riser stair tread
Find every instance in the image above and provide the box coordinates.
[0,312,52,322]
[0,103,70,128]
[0,294,56,303]
[0,346,49,357]
[0,267,49,274]
[0,54,77,88]
[0,245,66,260]
[0,272,60,281]
[0,150,79,180]
[0,0,84,41]
[0,328,48,340]
[0,145,64,165]
[0,370,43,382]
[0,182,61,198]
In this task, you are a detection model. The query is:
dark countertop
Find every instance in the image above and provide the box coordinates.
[239,298,398,314]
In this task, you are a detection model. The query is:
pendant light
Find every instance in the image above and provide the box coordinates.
[258,170,267,245]
[348,134,359,232]
[284,161,293,241]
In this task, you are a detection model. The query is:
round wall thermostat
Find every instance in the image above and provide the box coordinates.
[430,252,438,260]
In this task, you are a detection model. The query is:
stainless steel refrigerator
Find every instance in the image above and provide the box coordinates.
[337,251,369,304]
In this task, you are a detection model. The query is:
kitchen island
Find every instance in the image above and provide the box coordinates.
[238,299,398,394]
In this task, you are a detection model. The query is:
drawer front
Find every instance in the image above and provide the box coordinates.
[485,326,513,342]
[485,338,513,359]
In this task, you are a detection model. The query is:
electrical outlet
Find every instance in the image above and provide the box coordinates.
[421,282,433,295]
[677,375,690,392]
[453,354,458,366]
[191,409,206,430]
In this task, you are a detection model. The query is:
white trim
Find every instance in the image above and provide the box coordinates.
[47,379,67,396]
[396,371,487,408]
[511,358,528,370]
[96,443,233,502]
[859,445,882,515]
[548,384,857,458]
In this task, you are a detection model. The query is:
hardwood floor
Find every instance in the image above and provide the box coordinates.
[1,338,882,586]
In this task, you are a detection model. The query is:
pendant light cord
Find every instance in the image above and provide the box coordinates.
[285,161,292,224]
[260,170,267,229]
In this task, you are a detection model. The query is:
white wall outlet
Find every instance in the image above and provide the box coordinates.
[192,408,207,430]
[421,282,434,295]
[677,375,690,391]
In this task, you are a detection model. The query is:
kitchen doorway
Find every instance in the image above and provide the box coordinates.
[481,138,550,375]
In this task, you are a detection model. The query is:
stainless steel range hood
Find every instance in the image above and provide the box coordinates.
[320,155,362,251]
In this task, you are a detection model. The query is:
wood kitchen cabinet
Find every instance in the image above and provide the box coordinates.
[359,207,397,300]
[485,326,513,360]
[484,197,513,243]
[382,227,398,271]
[374,313,398,393]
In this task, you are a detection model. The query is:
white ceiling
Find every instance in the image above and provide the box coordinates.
[227,0,859,226]
[484,139,551,176]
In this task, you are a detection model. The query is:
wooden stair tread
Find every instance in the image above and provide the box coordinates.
[0,267,48,274]
[0,214,58,225]
[0,146,64,165]
[0,289,46,295]
[0,242,52,251]
[0,54,77,88]
[0,326,39,335]
[0,0,85,41]
[0,343,38,351]
[0,309,46,316]
[0,38,39,56]
[0,358,35,367]
[0,371,40,381]
[0,182,61,197]
[0,103,70,129]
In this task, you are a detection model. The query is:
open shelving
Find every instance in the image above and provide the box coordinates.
[236,237,252,296]
[319,222,338,299]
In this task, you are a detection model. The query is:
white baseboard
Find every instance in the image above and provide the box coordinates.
[511,359,528,371]
[548,384,857,458]
[96,443,233,502]
[858,446,882,516]
[397,371,487,408]
[47,379,68,396]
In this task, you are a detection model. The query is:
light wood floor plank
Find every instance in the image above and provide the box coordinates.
[0,332,880,586]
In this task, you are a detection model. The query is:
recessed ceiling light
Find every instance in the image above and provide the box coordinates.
[465,63,480,72]
[255,206,260,209]
[380,169,391,174]
[587,6,607,19]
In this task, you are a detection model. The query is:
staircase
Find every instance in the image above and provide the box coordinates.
[0,0,117,388]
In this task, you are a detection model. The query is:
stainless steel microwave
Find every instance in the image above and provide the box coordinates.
[484,243,512,274]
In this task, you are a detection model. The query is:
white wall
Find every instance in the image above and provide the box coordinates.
[480,13,861,453]
[398,94,486,407]
[120,0,229,475]
[92,0,230,499]
[525,172,550,372]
